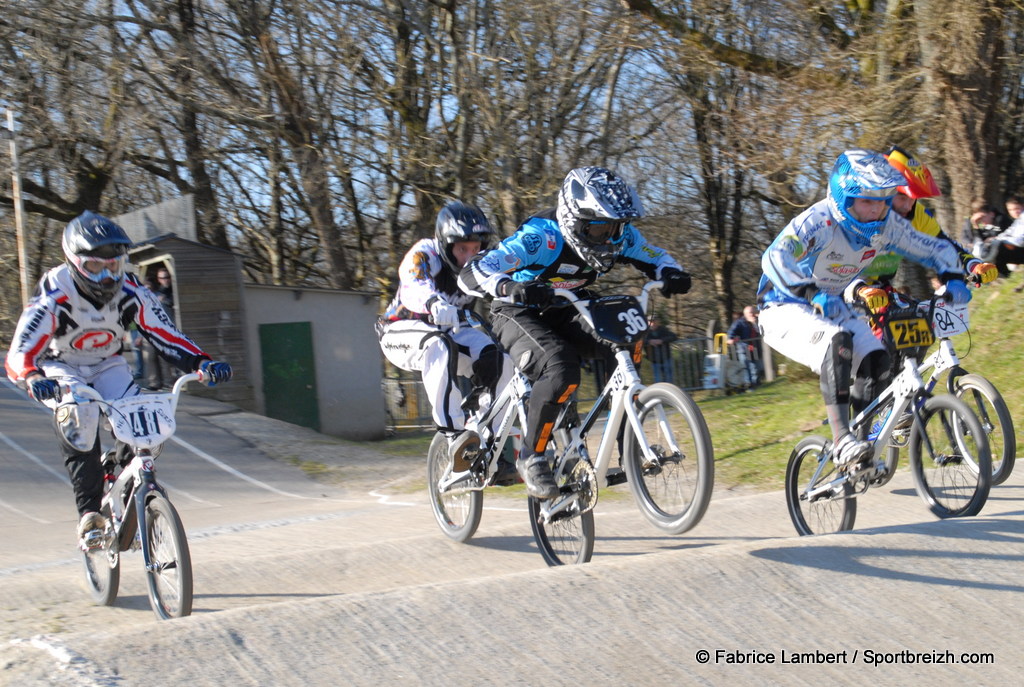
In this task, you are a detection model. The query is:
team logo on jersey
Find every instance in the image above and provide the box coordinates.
[522,234,542,254]
[409,252,430,280]
[827,251,844,260]
[71,330,116,351]
[502,253,520,269]
[544,228,557,250]
[860,250,876,262]
[551,278,588,290]
[779,234,805,259]
[828,263,859,277]
[556,263,579,275]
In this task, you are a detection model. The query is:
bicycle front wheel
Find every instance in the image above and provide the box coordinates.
[144,494,193,619]
[528,494,595,566]
[427,432,483,543]
[81,505,120,606]
[953,374,1016,485]
[785,436,856,536]
[623,383,714,534]
[909,395,992,518]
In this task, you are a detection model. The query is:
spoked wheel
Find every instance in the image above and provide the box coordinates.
[81,506,120,606]
[144,494,193,619]
[909,395,992,518]
[623,383,714,535]
[952,374,1016,486]
[785,436,856,536]
[527,458,596,566]
[426,432,483,543]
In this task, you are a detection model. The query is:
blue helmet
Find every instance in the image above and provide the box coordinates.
[826,149,904,246]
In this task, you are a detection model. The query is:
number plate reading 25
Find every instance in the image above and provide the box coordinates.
[888,317,934,349]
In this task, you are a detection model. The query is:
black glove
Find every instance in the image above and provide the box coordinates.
[199,360,233,386]
[28,376,59,402]
[500,279,554,308]
[660,269,692,297]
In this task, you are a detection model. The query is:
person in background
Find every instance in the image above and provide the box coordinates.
[143,267,176,390]
[1005,196,1022,222]
[727,305,762,389]
[5,211,231,544]
[645,314,678,384]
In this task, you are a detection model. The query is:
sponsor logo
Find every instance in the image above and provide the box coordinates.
[503,253,520,268]
[383,341,412,353]
[556,263,579,275]
[522,234,542,254]
[71,330,116,351]
[828,263,859,277]
[860,250,876,261]
[551,278,588,290]
[826,251,844,260]
[545,228,557,250]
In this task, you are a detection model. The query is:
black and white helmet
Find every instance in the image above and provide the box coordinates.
[434,201,493,272]
[556,166,643,272]
[62,211,133,302]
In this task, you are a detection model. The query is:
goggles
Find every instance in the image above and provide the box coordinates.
[576,219,627,246]
[850,186,898,200]
[71,253,128,282]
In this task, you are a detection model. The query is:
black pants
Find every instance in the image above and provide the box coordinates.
[490,303,612,457]
[982,240,1024,277]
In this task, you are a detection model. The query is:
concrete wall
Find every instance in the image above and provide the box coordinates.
[243,285,386,440]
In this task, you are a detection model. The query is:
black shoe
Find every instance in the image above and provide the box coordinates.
[492,457,520,487]
[516,454,559,499]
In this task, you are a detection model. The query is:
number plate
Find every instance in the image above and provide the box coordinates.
[887,317,935,349]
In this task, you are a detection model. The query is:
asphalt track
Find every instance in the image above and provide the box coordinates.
[1,380,1021,685]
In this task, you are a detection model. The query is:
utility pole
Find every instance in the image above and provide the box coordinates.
[3,108,30,306]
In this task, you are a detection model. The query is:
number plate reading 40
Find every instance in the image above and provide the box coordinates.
[888,318,934,349]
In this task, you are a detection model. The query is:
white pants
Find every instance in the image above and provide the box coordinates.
[379,320,511,431]
[37,356,139,451]
[758,302,883,376]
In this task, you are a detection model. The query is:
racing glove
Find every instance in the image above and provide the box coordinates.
[967,260,998,285]
[856,286,889,315]
[498,279,554,308]
[198,360,233,386]
[429,299,459,327]
[810,291,845,319]
[943,279,972,305]
[659,269,692,297]
[27,376,59,402]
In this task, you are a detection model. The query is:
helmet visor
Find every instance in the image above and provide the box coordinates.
[577,219,627,246]
[849,186,898,200]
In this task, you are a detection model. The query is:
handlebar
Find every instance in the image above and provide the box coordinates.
[61,371,205,404]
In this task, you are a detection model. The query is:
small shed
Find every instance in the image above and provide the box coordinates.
[128,234,254,409]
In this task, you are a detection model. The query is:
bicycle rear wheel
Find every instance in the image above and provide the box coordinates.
[144,493,193,619]
[909,395,991,518]
[953,374,1016,485]
[785,436,856,536]
[528,493,595,566]
[623,383,714,534]
[81,505,120,606]
[427,432,483,543]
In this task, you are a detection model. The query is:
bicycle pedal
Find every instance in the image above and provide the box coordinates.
[605,468,628,486]
[80,530,105,550]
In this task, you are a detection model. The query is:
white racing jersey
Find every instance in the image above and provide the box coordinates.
[6,265,209,383]
[380,238,476,321]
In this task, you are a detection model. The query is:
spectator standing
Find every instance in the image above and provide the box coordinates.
[727,305,762,388]
[143,268,176,389]
[645,314,678,383]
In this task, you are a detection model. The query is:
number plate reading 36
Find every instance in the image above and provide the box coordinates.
[888,318,934,349]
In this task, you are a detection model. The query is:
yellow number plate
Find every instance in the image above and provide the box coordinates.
[888,318,934,349]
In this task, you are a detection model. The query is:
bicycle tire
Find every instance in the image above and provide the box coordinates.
[785,435,856,536]
[426,432,483,543]
[622,383,714,535]
[144,493,193,619]
[81,504,120,606]
[527,494,595,566]
[909,394,992,518]
[953,374,1016,486]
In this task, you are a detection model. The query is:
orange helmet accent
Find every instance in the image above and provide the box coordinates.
[885,146,941,199]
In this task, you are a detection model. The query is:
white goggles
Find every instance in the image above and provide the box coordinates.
[72,254,128,282]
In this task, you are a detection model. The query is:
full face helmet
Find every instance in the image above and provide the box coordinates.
[885,146,942,199]
[62,211,133,302]
[556,166,643,272]
[826,149,904,246]
[434,201,493,272]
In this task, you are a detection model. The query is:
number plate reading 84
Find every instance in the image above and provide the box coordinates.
[887,317,935,350]
[590,296,648,345]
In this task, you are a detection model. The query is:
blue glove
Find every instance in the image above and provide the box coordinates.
[660,269,692,296]
[199,360,233,386]
[944,279,972,305]
[28,376,60,402]
[810,291,845,319]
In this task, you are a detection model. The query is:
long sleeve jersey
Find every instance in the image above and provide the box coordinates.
[380,238,476,321]
[6,266,210,383]
[758,199,966,306]
[459,208,681,299]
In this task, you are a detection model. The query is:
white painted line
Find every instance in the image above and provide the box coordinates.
[0,430,71,486]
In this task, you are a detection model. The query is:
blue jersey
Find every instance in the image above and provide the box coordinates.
[459,209,681,300]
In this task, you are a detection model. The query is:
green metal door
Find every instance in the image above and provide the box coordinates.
[259,321,320,431]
